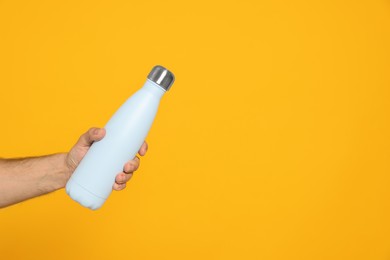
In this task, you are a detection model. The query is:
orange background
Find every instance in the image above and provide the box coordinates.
[1,0,390,259]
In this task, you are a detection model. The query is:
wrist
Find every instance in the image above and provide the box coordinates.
[56,153,73,189]
[39,153,72,191]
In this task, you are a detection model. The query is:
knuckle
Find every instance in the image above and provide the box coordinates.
[124,163,132,173]
[130,164,137,172]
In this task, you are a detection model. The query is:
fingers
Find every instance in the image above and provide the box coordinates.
[112,142,148,191]
[76,127,106,148]
[112,173,132,191]
[138,141,148,156]
[115,172,134,184]
[113,183,127,191]
[112,157,140,191]
[124,156,140,173]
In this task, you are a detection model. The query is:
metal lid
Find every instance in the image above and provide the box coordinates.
[147,65,175,91]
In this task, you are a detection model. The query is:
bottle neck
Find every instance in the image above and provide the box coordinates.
[142,79,166,99]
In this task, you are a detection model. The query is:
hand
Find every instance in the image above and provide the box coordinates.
[65,127,148,191]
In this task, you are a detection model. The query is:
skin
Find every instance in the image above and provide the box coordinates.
[0,127,148,208]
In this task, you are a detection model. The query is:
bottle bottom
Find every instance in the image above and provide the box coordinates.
[66,178,106,210]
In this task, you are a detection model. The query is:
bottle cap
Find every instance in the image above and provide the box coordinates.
[147,65,175,91]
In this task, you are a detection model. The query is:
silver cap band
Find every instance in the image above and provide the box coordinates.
[147,65,175,91]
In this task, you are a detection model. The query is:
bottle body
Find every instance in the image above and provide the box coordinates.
[66,79,166,210]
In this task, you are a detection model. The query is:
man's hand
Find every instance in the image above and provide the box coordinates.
[0,127,147,208]
[65,127,148,191]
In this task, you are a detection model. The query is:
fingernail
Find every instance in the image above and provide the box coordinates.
[94,129,99,135]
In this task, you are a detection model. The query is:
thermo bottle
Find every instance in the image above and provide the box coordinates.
[66,65,175,210]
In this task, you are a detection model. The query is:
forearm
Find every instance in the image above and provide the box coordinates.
[0,153,71,208]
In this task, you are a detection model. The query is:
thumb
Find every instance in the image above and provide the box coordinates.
[75,127,106,148]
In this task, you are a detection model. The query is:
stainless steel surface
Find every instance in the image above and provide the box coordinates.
[147,65,175,91]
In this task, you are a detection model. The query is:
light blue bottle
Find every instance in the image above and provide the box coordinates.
[66,65,175,210]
